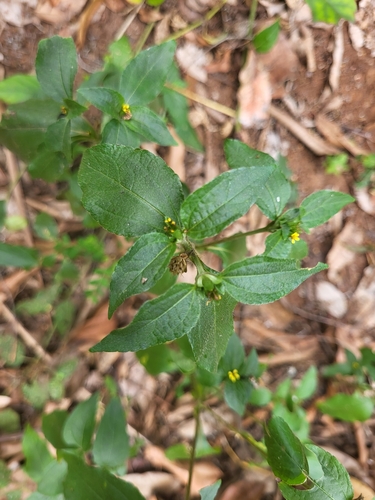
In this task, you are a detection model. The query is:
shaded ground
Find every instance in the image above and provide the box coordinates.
[1,0,375,499]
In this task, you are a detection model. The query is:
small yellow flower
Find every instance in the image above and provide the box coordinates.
[60,106,68,115]
[228,369,241,383]
[122,103,130,113]
[121,103,132,120]
[290,232,300,244]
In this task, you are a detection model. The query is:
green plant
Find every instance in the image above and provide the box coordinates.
[324,154,350,175]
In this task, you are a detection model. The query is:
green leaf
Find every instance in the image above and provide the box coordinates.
[295,366,317,401]
[200,480,221,500]
[36,36,77,102]
[249,387,272,406]
[45,118,71,161]
[163,85,203,152]
[224,379,252,416]
[104,37,133,70]
[62,392,98,450]
[63,98,87,119]
[279,444,353,500]
[0,243,38,268]
[300,191,354,230]
[265,416,308,485]
[126,106,177,146]
[42,410,69,449]
[28,148,68,182]
[305,0,356,23]
[0,408,20,433]
[62,453,146,500]
[102,119,141,147]
[224,139,291,219]
[77,87,124,119]
[92,398,129,468]
[22,426,54,482]
[209,236,247,267]
[137,344,175,375]
[119,41,176,105]
[38,460,67,495]
[187,293,237,372]
[0,334,25,367]
[222,257,327,304]
[27,493,64,500]
[253,20,280,53]
[318,393,374,422]
[264,231,293,259]
[109,233,175,317]
[220,334,245,372]
[79,145,183,237]
[180,166,273,239]
[0,75,42,104]
[91,283,200,352]
[0,99,61,161]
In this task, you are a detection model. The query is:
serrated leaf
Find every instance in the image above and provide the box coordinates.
[102,119,141,147]
[91,283,200,352]
[92,398,129,468]
[222,257,327,304]
[200,480,221,500]
[119,41,176,105]
[317,393,374,422]
[77,87,124,119]
[224,379,252,416]
[0,99,61,161]
[45,118,71,161]
[187,293,236,372]
[0,243,38,268]
[109,233,175,317]
[265,416,308,485]
[62,392,98,451]
[126,106,177,146]
[224,139,291,219]
[180,166,273,239]
[36,36,77,102]
[305,0,356,23]
[78,145,183,237]
[0,75,42,104]
[300,191,354,229]
[253,20,280,53]
[163,85,203,152]
[279,444,353,500]
[62,453,145,500]
[22,426,54,482]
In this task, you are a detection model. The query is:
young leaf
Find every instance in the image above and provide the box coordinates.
[36,36,77,102]
[22,425,54,482]
[300,191,354,230]
[279,444,353,500]
[264,231,293,259]
[0,75,42,104]
[317,393,374,422]
[102,119,141,148]
[305,0,356,23]
[200,480,221,500]
[0,99,61,161]
[62,452,146,500]
[126,106,177,146]
[77,87,124,119]
[92,398,129,468]
[42,410,69,449]
[187,293,237,372]
[163,85,203,152]
[119,41,176,105]
[265,416,308,485]
[222,257,327,304]
[224,139,291,219]
[295,366,317,401]
[180,166,273,240]
[78,145,183,237]
[253,20,280,53]
[91,283,200,352]
[63,98,87,119]
[224,379,252,416]
[109,233,176,317]
[0,243,38,268]
[45,118,71,161]
[220,334,246,372]
[62,392,98,451]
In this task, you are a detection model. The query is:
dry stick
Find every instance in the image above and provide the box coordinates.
[0,300,53,365]
[185,404,201,500]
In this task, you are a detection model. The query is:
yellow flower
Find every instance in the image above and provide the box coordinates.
[122,103,130,113]
[290,232,300,244]
[228,369,240,383]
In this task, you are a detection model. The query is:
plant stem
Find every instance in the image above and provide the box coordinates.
[164,82,236,119]
[162,0,227,43]
[248,0,258,39]
[185,404,201,500]
[195,223,275,250]
[134,22,156,55]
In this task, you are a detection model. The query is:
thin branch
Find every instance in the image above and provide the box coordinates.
[185,404,200,500]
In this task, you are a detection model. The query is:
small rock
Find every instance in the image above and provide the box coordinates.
[316,281,348,318]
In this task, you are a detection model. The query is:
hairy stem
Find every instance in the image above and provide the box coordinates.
[195,223,275,250]
[185,404,201,500]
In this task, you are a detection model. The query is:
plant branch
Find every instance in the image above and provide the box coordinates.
[195,223,275,250]
[248,0,258,39]
[161,0,227,43]
[185,404,201,500]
